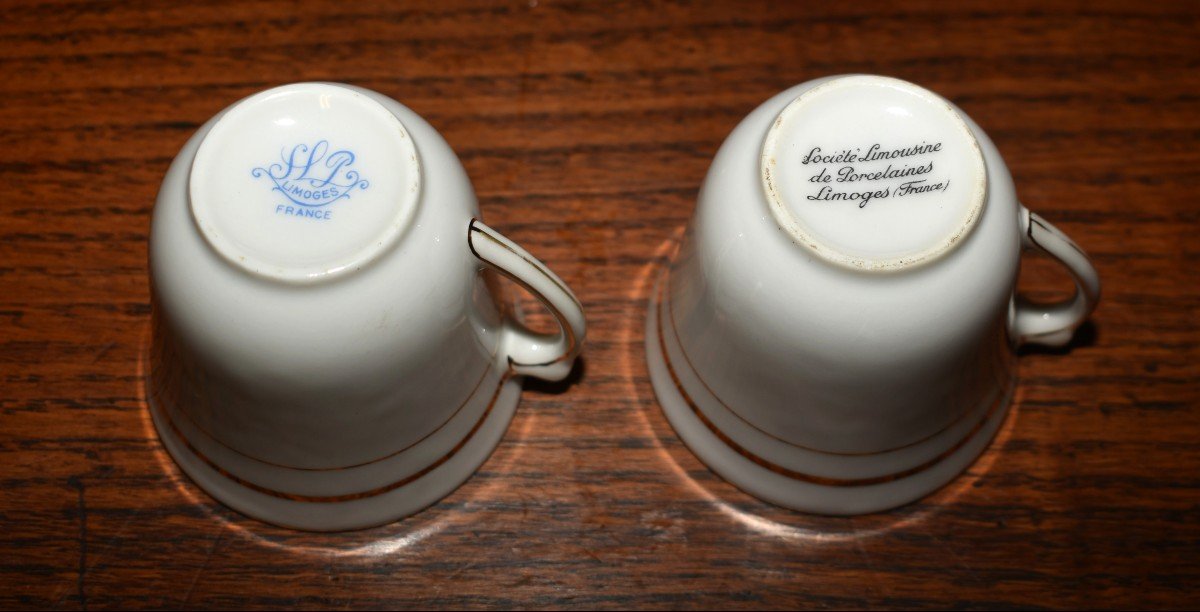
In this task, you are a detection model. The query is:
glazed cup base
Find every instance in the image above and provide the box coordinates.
[147,376,523,532]
[645,274,1014,515]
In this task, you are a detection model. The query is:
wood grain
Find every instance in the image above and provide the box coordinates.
[1,0,1197,608]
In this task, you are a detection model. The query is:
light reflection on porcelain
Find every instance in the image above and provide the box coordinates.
[148,82,585,531]
[646,75,1100,515]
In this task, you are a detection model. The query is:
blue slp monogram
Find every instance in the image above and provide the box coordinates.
[251,140,369,213]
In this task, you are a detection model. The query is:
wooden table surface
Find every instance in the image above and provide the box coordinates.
[2,0,1197,609]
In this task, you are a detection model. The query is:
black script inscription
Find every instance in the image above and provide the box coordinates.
[801,141,949,208]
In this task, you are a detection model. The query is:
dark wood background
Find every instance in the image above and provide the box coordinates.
[2,0,1197,609]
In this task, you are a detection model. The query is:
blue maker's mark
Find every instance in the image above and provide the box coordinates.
[251,140,369,209]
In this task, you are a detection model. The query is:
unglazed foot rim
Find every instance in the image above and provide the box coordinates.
[148,377,523,532]
[760,75,987,272]
[644,274,1013,515]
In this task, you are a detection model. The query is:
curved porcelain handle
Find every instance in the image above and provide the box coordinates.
[1011,207,1100,347]
[468,219,586,381]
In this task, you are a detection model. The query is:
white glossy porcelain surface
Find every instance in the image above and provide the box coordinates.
[148,83,585,531]
[645,283,1014,515]
[647,74,1099,514]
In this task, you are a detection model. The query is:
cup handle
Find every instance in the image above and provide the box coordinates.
[467,218,586,381]
[1011,206,1101,347]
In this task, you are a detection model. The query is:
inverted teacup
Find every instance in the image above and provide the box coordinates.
[147,83,586,530]
[645,75,1099,514]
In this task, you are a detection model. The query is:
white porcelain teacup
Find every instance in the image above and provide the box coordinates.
[148,82,586,531]
[645,75,1099,514]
